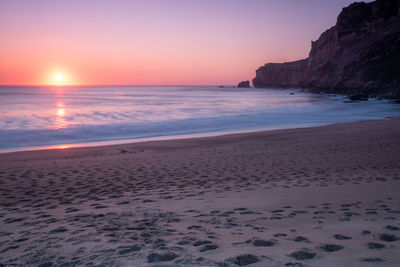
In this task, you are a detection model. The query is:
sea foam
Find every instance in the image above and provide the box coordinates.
[0,86,399,152]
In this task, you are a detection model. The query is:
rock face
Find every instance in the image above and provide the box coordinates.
[252,59,308,88]
[253,0,400,98]
[237,80,250,87]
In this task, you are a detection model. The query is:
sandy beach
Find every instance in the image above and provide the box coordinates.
[0,118,400,266]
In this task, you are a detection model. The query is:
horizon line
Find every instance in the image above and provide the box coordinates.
[0,83,238,87]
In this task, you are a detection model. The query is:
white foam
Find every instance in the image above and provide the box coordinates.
[0,86,399,152]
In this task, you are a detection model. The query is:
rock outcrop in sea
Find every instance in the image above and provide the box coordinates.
[237,80,250,88]
[252,0,400,98]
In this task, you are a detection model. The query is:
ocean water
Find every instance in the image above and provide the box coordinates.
[0,85,399,152]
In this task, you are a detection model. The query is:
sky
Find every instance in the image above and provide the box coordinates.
[0,0,364,86]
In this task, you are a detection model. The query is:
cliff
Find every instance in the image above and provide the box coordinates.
[252,0,400,98]
[252,59,308,88]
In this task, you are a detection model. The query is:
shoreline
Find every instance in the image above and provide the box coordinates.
[1,85,399,154]
[1,118,400,266]
[0,116,398,155]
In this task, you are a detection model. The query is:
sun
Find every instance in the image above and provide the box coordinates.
[55,74,63,82]
[46,69,75,86]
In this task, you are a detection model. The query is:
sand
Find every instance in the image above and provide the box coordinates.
[0,118,400,266]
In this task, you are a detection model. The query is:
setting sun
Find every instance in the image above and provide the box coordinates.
[46,70,75,86]
[55,74,63,82]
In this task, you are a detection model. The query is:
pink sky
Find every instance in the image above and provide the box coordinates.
[0,0,362,85]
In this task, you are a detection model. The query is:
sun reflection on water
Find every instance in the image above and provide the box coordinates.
[55,101,68,129]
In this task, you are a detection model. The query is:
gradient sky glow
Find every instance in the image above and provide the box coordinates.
[0,0,364,85]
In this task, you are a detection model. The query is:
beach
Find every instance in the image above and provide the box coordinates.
[1,118,400,266]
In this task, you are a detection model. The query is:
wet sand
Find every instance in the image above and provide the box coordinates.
[0,118,400,266]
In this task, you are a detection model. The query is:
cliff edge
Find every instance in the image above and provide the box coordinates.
[253,0,400,98]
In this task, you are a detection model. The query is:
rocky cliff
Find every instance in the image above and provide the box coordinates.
[252,59,308,88]
[252,0,400,98]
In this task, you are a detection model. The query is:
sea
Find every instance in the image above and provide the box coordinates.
[0,85,399,152]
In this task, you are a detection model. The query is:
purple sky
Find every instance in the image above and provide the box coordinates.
[0,0,369,85]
